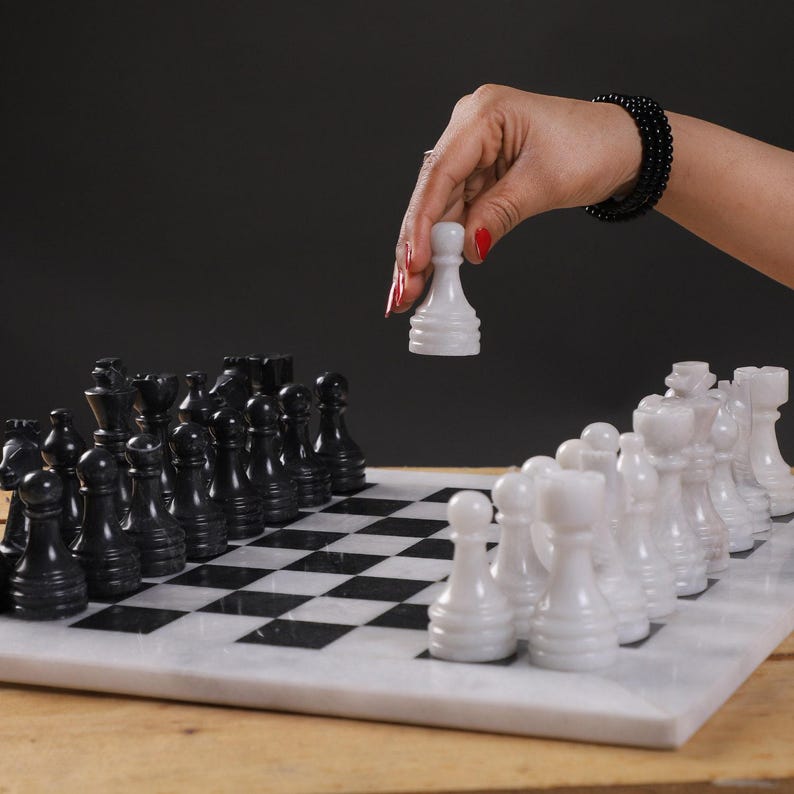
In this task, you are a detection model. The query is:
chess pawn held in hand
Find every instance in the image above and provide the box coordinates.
[428,490,516,662]
[528,470,619,672]
[408,222,480,356]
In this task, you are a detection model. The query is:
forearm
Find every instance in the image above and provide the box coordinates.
[657,112,794,288]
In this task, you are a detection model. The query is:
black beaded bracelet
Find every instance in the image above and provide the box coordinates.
[584,94,673,222]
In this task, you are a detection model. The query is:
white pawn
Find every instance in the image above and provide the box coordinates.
[521,455,560,572]
[719,378,772,533]
[708,389,754,552]
[428,490,516,662]
[408,222,480,357]
[491,472,547,640]
[617,433,677,619]
[633,400,708,596]
[555,438,589,470]
[529,470,618,672]
[581,422,621,454]
[580,447,650,645]
[734,366,794,516]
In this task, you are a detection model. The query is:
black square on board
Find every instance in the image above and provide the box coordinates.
[399,538,497,560]
[357,517,448,538]
[250,529,345,550]
[622,622,665,649]
[199,590,311,618]
[164,565,272,589]
[326,576,435,602]
[678,578,720,600]
[88,582,156,605]
[237,619,354,649]
[321,497,411,517]
[368,603,429,630]
[70,605,186,634]
[422,488,491,503]
[730,539,766,559]
[283,551,385,575]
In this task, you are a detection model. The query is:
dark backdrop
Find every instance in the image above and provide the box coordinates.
[1,1,793,465]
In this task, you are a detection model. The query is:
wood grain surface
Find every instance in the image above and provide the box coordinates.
[2,473,794,794]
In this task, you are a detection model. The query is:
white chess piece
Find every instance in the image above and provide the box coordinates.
[719,378,772,533]
[734,366,794,516]
[708,389,754,552]
[665,362,730,572]
[408,222,480,356]
[580,447,650,644]
[617,433,677,619]
[490,472,547,640]
[581,422,621,454]
[428,490,516,662]
[633,400,708,596]
[528,470,619,672]
[521,455,560,572]
[555,438,589,470]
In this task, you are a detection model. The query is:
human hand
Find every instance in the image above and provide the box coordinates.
[386,85,643,314]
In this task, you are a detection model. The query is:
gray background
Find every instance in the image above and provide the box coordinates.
[1,1,792,465]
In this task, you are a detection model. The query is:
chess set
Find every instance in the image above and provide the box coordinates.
[0,337,793,748]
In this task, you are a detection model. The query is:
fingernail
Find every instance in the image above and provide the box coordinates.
[404,242,413,274]
[385,280,397,317]
[395,270,406,307]
[474,227,492,261]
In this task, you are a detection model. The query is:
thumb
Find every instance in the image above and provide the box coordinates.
[463,170,548,263]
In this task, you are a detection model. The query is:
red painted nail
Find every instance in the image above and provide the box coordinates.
[474,227,492,261]
[384,280,397,317]
[404,242,413,274]
[395,270,406,307]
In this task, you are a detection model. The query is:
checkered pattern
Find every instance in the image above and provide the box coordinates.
[66,478,768,660]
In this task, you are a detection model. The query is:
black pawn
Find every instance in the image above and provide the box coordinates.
[279,384,332,507]
[245,395,299,523]
[72,448,141,598]
[208,409,264,539]
[314,373,367,493]
[41,408,87,546]
[178,371,217,483]
[10,470,87,620]
[0,419,42,563]
[169,422,227,559]
[85,357,136,519]
[121,435,186,577]
[133,373,179,502]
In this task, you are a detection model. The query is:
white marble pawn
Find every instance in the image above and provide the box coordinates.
[718,378,772,533]
[580,447,650,645]
[708,389,754,552]
[521,455,560,573]
[617,433,677,619]
[665,362,730,572]
[408,222,480,357]
[633,400,708,596]
[528,470,618,672]
[490,472,547,640]
[734,366,794,516]
[555,438,590,471]
[428,491,516,662]
[581,422,621,455]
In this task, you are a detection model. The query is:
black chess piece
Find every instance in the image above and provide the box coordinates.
[245,395,299,523]
[246,353,294,396]
[0,551,9,613]
[209,356,250,412]
[133,373,179,502]
[0,419,41,563]
[279,384,332,507]
[178,371,217,483]
[41,408,87,546]
[10,469,88,620]
[121,434,186,577]
[313,372,367,493]
[72,448,141,598]
[85,357,136,519]
[208,409,264,539]
[169,422,227,559]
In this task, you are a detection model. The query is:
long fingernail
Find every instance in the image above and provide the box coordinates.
[385,280,397,317]
[395,269,406,307]
[474,227,492,261]
[404,242,413,274]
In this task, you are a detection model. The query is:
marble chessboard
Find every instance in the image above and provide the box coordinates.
[1,468,794,749]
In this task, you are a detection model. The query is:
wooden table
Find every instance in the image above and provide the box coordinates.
[3,469,794,794]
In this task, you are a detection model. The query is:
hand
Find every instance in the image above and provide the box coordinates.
[386,85,643,314]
